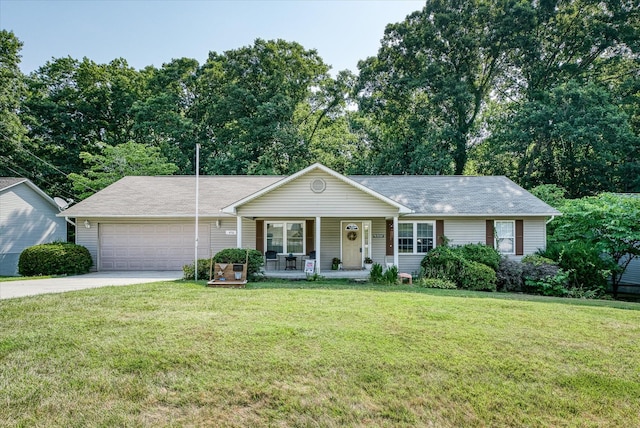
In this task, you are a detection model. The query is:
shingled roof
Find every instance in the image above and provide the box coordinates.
[0,177,28,191]
[59,176,283,218]
[351,175,560,216]
[60,171,559,218]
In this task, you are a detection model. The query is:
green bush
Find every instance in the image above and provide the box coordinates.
[182,248,264,281]
[18,242,92,276]
[369,263,384,283]
[458,243,501,271]
[459,260,497,291]
[540,241,609,296]
[182,258,211,280]
[416,277,457,289]
[496,257,523,292]
[420,246,464,280]
[521,254,557,266]
[523,270,570,297]
[382,265,399,285]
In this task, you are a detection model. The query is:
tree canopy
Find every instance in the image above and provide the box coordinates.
[0,2,638,203]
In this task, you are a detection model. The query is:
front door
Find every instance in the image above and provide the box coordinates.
[342,222,362,270]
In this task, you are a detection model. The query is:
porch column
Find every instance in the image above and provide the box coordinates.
[236,216,243,248]
[393,216,399,267]
[315,216,321,274]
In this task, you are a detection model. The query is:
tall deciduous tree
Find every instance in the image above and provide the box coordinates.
[357,0,534,174]
[477,81,639,197]
[22,57,149,197]
[0,30,28,174]
[131,58,199,174]
[192,39,330,175]
[68,141,178,199]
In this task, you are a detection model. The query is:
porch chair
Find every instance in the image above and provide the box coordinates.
[265,250,279,271]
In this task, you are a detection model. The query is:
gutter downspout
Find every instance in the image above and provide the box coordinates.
[546,215,555,225]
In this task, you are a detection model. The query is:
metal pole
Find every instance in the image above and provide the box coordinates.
[195,143,200,281]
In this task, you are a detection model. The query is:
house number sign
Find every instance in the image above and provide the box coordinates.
[372,233,385,238]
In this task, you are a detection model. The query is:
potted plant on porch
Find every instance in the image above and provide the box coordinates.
[331,257,341,270]
[364,257,374,271]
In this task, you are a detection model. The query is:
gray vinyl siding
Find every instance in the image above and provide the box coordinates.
[320,218,341,271]
[238,170,400,218]
[370,218,387,266]
[442,219,486,247]
[0,183,66,276]
[242,218,256,249]
[77,220,99,271]
[523,218,547,256]
[620,257,640,286]
[209,218,239,255]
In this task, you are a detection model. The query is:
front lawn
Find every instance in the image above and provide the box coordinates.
[1,280,638,427]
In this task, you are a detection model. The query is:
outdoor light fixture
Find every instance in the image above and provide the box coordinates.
[216,220,221,228]
[84,220,91,229]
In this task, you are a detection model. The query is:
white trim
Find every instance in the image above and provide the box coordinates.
[393,216,399,267]
[315,216,321,274]
[397,220,436,255]
[221,163,413,215]
[265,220,306,255]
[236,216,243,248]
[339,220,372,268]
[494,220,516,255]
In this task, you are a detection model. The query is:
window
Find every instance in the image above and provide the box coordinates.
[398,221,435,254]
[266,222,304,254]
[495,220,515,254]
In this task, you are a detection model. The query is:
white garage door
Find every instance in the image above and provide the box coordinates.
[99,223,211,271]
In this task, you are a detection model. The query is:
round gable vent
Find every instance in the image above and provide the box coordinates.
[310,178,326,193]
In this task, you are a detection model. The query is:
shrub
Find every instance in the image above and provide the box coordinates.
[521,254,557,266]
[458,243,501,271]
[182,258,211,280]
[18,242,92,276]
[459,260,497,291]
[369,263,384,283]
[496,257,523,292]
[540,241,609,296]
[213,248,263,278]
[523,270,570,297]
[183,248,264,281]
[382,265,399,285]
[420,246,464,280]
[416,277,457,289]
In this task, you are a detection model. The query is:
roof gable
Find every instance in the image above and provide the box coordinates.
[221,163,413,214]
[0,177,59,209]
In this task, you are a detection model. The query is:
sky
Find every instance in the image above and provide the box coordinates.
[1,0,424,75]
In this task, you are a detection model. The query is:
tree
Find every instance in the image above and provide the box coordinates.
[477,81,639,197]
[131,58,200,174]
[22,57,149,197]
[68,141,178,199]
[529,184,568,209]
[513,0,640,100]
[192,39,330,175]
[357,0,535,174]
[0,30,28,174]
[550,193,640,297]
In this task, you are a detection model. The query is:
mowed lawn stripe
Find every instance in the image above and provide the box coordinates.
[1,281,639,427]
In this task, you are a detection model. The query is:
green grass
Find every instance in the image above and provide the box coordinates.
[1,280,639,427]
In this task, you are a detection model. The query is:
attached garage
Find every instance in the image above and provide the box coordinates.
[99,223,210,271]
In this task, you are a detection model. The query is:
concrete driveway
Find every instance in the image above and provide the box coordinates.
[0,271,183,300]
